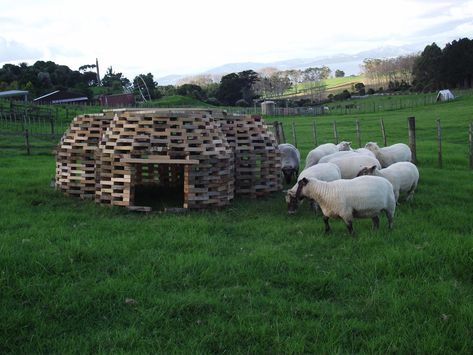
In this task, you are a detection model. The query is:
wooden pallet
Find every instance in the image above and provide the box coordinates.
[56,109,281,209]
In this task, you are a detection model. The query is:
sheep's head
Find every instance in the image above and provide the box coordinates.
[286,178,308,214]
[356,165,378,177]
[337,141,352,151]
[282,167,296,184]
[364,142,380,152]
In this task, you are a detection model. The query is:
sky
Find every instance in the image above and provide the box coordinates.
[1,0,473,79]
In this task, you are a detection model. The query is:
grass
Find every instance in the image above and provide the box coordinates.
[1,94,473,352]
[141,95,212,108]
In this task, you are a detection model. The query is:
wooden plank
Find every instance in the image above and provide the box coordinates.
[122,157,199,165]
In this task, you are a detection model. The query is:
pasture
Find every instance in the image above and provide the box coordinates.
[1,95,473,353]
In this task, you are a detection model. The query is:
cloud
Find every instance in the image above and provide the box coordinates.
[0,37,43,62]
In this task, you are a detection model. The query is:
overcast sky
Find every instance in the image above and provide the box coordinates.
[1,0,472,79]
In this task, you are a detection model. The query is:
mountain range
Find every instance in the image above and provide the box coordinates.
[157,44,422,85]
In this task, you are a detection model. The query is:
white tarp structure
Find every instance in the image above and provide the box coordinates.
[436,89,455,102]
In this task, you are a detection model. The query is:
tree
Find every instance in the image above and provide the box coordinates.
[101,66,131,91]
[335,69,345,78]
[176,84,206,101]
[216,70,259,105]
[134,73,160,99]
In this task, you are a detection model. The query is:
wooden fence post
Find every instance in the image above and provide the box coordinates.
[380,118,387,147]
[333,120,339,144]
[469,122,473,169]
[312,120,317,146]
[407,116,417,164]
[272,121,282,144]
[437,119,442,168]
[292,121,297,147]
[356,120,361,148]
[24,129,30,155]
[280,122,286,143]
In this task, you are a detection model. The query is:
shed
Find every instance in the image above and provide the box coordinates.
[261,101,276,115]
[0,90,28,102]
[56,108,281,210]
[436,89,455,102]
[98,93,135,107]
[34,90,88,104]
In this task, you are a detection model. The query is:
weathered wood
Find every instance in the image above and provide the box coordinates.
[56,110,281,209]
[469,122,473,169]
[127,205,152,212]
[407,116,417,164]
[437,119,442,168]
[122,158,199,165]
[291,121,297,148]
[380,118,387,147]
[355,120,361,148]
[333,121,339,144]
[312,120,317,146]
[24,129,30,155]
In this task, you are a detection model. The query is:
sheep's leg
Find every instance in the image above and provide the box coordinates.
[406,183,417,201]
[372,216,380,229]
[345,220,354,235]
[323,216,331,233]
[385,210,394,229]
[309,200,319,215]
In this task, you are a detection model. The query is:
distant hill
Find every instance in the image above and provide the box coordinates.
[158,44,421,85]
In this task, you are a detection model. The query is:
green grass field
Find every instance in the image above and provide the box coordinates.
[1,94,473,353]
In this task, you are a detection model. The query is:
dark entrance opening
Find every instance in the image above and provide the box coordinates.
[131,163,186,211]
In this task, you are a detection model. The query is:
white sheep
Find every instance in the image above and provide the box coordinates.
[328,155,381,179]
[357,162,419,202]
[318,148,377,164]
[364,142,412,168]
[295,175,396,234]
[305,141,352,168]
[286,163,341,213]
[278,143,301,184]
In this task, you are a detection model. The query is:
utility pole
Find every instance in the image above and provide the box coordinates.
[96,58,101,86]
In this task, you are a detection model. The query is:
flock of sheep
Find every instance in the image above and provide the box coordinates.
[279,141,419,234]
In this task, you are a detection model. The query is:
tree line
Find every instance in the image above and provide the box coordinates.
[1,37,472,106]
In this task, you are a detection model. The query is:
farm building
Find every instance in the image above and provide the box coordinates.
[55,109,281,210]
[98,93,135,107]
[34,90,89,104]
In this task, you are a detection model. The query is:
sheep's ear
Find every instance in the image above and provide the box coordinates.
[356,167,367,176]
[299,177,309,186]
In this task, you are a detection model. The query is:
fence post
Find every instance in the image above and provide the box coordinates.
[272,121,282,144]
[24,129,30,155]
[333,120,339,144]
[469,122,473,169]
[291,121,297,147]
[407,116,417,164]
[356,119,361,148]
[312,120,317,146]
[437,119,442,168]
[380,118,387,147]
[280,122,286,143]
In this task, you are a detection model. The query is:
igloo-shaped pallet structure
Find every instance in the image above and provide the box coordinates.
[55,108,281,210]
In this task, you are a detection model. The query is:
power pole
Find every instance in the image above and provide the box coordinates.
[96,58,101,86]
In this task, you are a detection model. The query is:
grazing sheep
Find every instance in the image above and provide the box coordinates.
[329,155,381,179]
[278,143,301,184]
[305,141,352,168]
[357,162,419,202]
[353,147,377,158]
[286,163,341,214]
[364,142,412,168]
[295,176,396,234]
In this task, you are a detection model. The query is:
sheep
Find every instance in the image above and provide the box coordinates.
[353,147,377,158]
[295,175,396,234]
[286,163,341,214]
[364,142,412,168]
[305,141,352,168]
[328,155,381,179]
[357,162,419,202]
[278,143,301,184]
[318,148,377,164]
